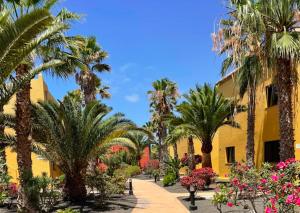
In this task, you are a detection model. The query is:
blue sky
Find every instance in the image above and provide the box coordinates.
[45,0,226,126]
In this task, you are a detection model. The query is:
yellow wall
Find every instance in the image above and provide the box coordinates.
[170,71,300,178]
[4,74,56,183]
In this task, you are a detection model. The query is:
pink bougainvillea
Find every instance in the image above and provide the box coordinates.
[180,168,210,193]
[213,159,300,213]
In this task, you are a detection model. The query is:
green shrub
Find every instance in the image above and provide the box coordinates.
[36,173,61,211]
[114,165,141,178]
[124,165,141,177]
[163,172,177,187]
[106,175,127,195]
[86,169,128,207]
[56,208,79,213]
[151,169,160,178]
[0,191,8,205]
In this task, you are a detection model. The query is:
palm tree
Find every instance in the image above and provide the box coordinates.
[257,0,300,160]
[0,9,64,171]
[113,130,152,166]
[2,1,78,210]
[166,126,196,173]
[2,95,137,201]
[175,84,242,168]
[74,36,111,105]
[214,1,262,166]
[224,0,300,160]
[148,78,179,171]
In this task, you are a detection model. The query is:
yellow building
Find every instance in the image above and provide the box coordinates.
[170,71,300,178]
[4,74,60,183]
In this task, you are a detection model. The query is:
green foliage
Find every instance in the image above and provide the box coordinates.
[36,173,61,211]
[107,175,127,195]
[86,170,109,207]
[212,184,230,213]
[0,191,8,205]
[74,36,111,102]
[165,157,181,179]
[171,84,244,167]
[163,172,177,187]
[124,165,141,177]
[114,165,141,178]
[56,208,79,213]
[86,169,127,207]
[151,169,160,178]
[0,153,11,185]
[111,130,153,164]
[19,172,62,211]
[101,151,134,176]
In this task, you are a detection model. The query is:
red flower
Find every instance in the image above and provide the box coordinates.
[227,202,233,207]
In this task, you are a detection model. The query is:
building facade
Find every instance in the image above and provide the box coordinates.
[170,71,300,177]
[4,74,60,183]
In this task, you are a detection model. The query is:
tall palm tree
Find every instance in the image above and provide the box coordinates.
[2,1,78,210]
[214,1,263,166]
[226,0,300,160]
[0,9,64,171]
[257,0,300,160]
[1,95,137,201]
[175,84,242,168]
[74,36,111,105]
[148,78,179,171]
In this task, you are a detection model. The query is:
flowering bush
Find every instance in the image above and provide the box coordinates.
[259,159,300,213]
[180,167,215,193]
[144,159,159,175]
[7,183,18,198]
[97,163,108,173]
[180,175,205,193]
[192,167,216,186]
[213,159,300,213]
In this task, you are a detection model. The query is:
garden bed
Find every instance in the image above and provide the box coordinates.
[178,196,265,213]
[0,194,137,213]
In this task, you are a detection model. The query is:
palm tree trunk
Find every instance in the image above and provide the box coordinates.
[172,143,178,161]
[0,106,8,174]
[246,86,256,167]
[188,136,195,174]
[79,72,96,105]
[64,172,87,202]
[83,84,95,105]
[15,64,38,212]
[277,58,295,161]
[161,128,169,173]
[201,141,213,168]
[158,127,168,173]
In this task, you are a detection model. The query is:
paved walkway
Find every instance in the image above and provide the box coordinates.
[131,178,189,213]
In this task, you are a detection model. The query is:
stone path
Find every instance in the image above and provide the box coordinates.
[131,178,189,213]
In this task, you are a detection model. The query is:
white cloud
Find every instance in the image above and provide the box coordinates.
[120,63,136,73]
[125,94,140,103]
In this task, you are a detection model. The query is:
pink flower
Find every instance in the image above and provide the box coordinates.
[227,202,233,207]
[285,158,296,164]
[276,162,286,169]
[270,197,277,205]
[260,178,267,184]
[271,174,279,182]
[265,207,272,213]
[286,195,294,204]
[296,198,300,206]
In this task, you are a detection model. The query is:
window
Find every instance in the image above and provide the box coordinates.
[264,141,280,163]
[266,85,278,107]
[226,147,235,164]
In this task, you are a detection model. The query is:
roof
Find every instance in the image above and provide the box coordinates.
[216,69,238,85]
